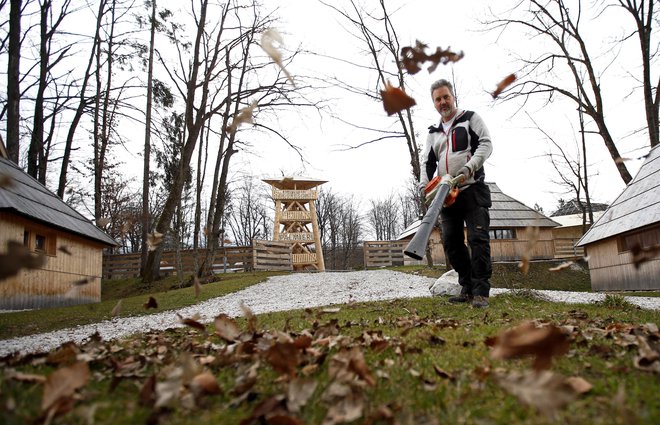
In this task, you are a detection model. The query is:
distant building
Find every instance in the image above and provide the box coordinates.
[577,145,660,291]
[398,182,560,264]
[0,155,117,310]
[550,200,609,259]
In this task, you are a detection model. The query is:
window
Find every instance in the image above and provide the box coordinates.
[618,224,660,253]
[23,227,56,256]
[490,229,516,240]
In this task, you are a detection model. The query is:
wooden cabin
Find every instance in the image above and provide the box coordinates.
[398,182,559,264]
[576,145,660,291]
[550,200,608,259]
[0,155,117,310]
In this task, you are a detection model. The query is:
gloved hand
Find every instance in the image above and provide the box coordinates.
[456,166,471,184]
[417,181,427,198]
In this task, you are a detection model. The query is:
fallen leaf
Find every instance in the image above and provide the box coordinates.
[190,372,222,396]
[492,73,516,98]
[488,321,570,370]
[260,29,295,85]
[6,369,46,383]
[42,361,90,412]
[380,80,416,116]
[286,378,318,413]
[565,376,593,394]
[266,342,299,377]
[144,296,158,309]
[496,370,580,416]
[214,314,241,342]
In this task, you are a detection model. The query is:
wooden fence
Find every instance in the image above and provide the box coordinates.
[102,247,253,279]
[363,241,405,268]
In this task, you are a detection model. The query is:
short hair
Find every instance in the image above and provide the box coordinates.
[430,79,454,97]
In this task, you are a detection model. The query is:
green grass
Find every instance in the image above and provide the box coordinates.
[0,271,286,340]
[1,293,658,424]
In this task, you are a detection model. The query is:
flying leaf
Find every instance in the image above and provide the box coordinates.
[380,81,416,116]
[241,301,258,333]
[111,300,123,317]
[190,372,222,396]
[71,277,93,286]
[227,100,258,134]
[0,240,46,280]
[0,173,14,188]
[549,261,574,272]
[487,321,570,370]
[518,226,540,274]
[178,315,207,334]
[492,73,517,98]
[144,296,158,309]
[147,231,164,252]
[400,40,464,74]
[260,29,295,85]
[193,276,202,298]
[41,361,90,413]
[58,246,72,256]
[266,342,299,377]
[96,217,110,228]
[630,243,660,269]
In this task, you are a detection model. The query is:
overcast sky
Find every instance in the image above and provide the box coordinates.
[220,0,651,216]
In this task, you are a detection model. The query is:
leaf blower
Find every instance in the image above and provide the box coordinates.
[404,174,462,260]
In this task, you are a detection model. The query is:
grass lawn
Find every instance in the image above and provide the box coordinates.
[1,260,659,424]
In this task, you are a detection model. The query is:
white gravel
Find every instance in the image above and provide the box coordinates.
[1,270,658,358]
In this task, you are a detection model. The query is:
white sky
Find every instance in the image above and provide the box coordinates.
[224,0,651,215]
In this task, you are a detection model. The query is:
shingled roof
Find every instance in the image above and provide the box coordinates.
[0,156,117,246]
[398,182,559,239]
[577,145,660,247]
[550,199,609,217]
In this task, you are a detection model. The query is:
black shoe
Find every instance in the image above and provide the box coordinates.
[448,294,473,304]
[472,295,489,308]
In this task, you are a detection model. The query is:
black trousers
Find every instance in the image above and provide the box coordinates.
[440,182,492,297]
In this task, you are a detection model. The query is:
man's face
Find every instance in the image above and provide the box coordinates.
[432,86,456,121]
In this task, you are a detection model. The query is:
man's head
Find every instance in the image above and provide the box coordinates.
[431,79,457,121]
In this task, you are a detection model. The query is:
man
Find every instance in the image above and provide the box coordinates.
[419,79,493,308]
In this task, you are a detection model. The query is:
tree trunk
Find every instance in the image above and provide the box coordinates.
[141,0,157,275]
[28,0,49,181]
[6,0,21,164]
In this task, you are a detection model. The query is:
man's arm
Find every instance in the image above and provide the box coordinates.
[463,113,492,177]
[420,135,438,186]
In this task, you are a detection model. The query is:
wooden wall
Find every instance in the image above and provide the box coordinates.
[364,241,406,268]
[0,212,104,310]
[553,226,586,258]
[585,238,660,291]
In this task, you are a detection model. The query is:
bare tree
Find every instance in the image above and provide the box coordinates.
[226,175,271,246]
[5,0,22,163]
[486,0,658,184]
[316,188,364,270]
[366,194,400,240]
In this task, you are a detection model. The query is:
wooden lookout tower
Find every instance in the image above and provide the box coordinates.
[263,177,326,272]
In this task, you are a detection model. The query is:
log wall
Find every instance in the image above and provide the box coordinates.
[585,238,660,291]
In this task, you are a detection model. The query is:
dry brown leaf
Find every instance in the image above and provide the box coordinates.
[58,246,72,256]
[492,73,517,98]
[380,80,416,116]
[46,343,80,365]
[518,226,540,274]
[139,375,156,407]
[96,217,110,228]
[286,378,318,413]
[147,231,164,252]
[227,100,258,134]
[496,370,579,416]
[6,369,46,383]
[110,300,123,318]
[193,276,202,298]
[71,277,93,286]
[549,261,574,272]
[41,361,90,412]
[190,372,222,396]
[488,321,570,370]
[178,315,207,334]
[565,376,593,394]
[0,240,47,280]
[0,173,14,188]
[630,243,660,269]
[266,342,299,377]
[241,301,258,333]
[633,335,660,373]
[433,364,454,381]
[260,29,294,85]
[323,391,365,424]
[400,40,464,74]
[214,313,241,341]
[144,296,158,309]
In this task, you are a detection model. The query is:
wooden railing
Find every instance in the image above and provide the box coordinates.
[363,241,405,268]
[102,247,253,279]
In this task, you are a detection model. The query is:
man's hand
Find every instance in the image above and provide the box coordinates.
[417,181,427,198]
[456,166,471,183]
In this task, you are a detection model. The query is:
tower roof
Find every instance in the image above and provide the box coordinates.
[262,176,327,190]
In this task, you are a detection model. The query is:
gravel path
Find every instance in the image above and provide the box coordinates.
[1,270,658,358]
